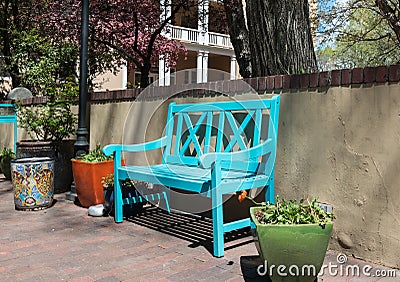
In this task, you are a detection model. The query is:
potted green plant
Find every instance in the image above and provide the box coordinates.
[239,191,334,282]
[16,83,77,193]
[10,31,79,193]
[71,145,114,208]
[101,173,145,216]
[0,148,16,180]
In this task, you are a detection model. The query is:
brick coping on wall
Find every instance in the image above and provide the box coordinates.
[2,64,400,106]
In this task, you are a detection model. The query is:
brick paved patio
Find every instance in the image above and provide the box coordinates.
[0,176,397,281]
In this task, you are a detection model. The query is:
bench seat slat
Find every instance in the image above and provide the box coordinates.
[118,164,259,193]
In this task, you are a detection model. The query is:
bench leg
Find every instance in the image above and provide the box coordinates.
[212,188,224,257]
[266,170,275,204]
[162,191,171,213]
[114,179,123,223]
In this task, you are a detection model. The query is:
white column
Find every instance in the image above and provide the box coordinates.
[197,51,203,83]
[158,57,165,86]
[202,51,208,83]
[158,58,171,87]
[159,0,172,87]
[121,60,128,89]
[230,56,236,80]
[164,67,171,86]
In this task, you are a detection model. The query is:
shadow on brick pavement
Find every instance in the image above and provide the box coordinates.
[0,175,398,281]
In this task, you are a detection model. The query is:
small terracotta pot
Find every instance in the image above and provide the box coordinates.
[71,159,114,208]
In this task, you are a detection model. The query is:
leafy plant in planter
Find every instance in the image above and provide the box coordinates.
[239,191,334,281]
[79,146,113,163]
[15,82,77,193]
[72,145,114,208]
[17,82,77,142]
[0,148,16,180]
[101,173,145,217]
[11,30,79,193]
[12,30,78,142]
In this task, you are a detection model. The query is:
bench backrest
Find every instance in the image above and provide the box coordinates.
[162,96,280,173]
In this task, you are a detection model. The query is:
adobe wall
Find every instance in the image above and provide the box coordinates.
[274,85,400,269]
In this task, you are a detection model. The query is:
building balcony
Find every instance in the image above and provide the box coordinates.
[170,26,232,50]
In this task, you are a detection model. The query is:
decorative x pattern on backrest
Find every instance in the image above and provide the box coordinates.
[176,112,208,157]
[223,110,255,152]
[173,109,260,157]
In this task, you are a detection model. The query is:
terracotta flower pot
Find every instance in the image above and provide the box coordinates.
[71,159,114,208]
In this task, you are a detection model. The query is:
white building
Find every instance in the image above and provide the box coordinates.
[95,0,237,90]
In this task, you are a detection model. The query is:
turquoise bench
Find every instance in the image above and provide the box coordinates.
[103,95,280,257]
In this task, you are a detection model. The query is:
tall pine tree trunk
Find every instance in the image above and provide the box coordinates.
[225,0,317,77]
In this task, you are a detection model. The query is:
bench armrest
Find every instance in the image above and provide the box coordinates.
[199,138,274,169]
[102,136,168,156]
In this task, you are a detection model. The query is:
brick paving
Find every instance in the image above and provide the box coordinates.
[0,175,398,281]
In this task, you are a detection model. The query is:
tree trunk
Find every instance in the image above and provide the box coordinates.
[139,62,151,88]
[246,0,318,76]
[1,0,20,88]
[224,0,252,78]
[375,0,400,45]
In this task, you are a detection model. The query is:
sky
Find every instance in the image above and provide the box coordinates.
[316,0,348,49]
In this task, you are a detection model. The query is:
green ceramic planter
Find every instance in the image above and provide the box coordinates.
[250,206,333,282]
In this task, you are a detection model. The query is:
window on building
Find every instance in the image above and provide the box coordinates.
[170,68,176,85]
[134,69,158,87]
[184,70,197,84]
[191,70,197,84]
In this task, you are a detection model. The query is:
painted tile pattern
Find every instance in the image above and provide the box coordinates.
[11,159,54,209]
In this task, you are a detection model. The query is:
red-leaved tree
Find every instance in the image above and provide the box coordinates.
[35,0,194,88]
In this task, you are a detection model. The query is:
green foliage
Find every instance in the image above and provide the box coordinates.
[11,29,79,141]
[101,173,144,190]
[78,145,113,163]
[126,81,141,89]
[9,30,78,95]
[101,173,115,189]
[253,196,334,227]
[17,80,78,141]
[317,0,400,70]
[0,148,16,161]
[0,148,15,178]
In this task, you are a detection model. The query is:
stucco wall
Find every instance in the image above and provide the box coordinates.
[0,119,28,150]
[89,84,400,268]
[273,85,400,269]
